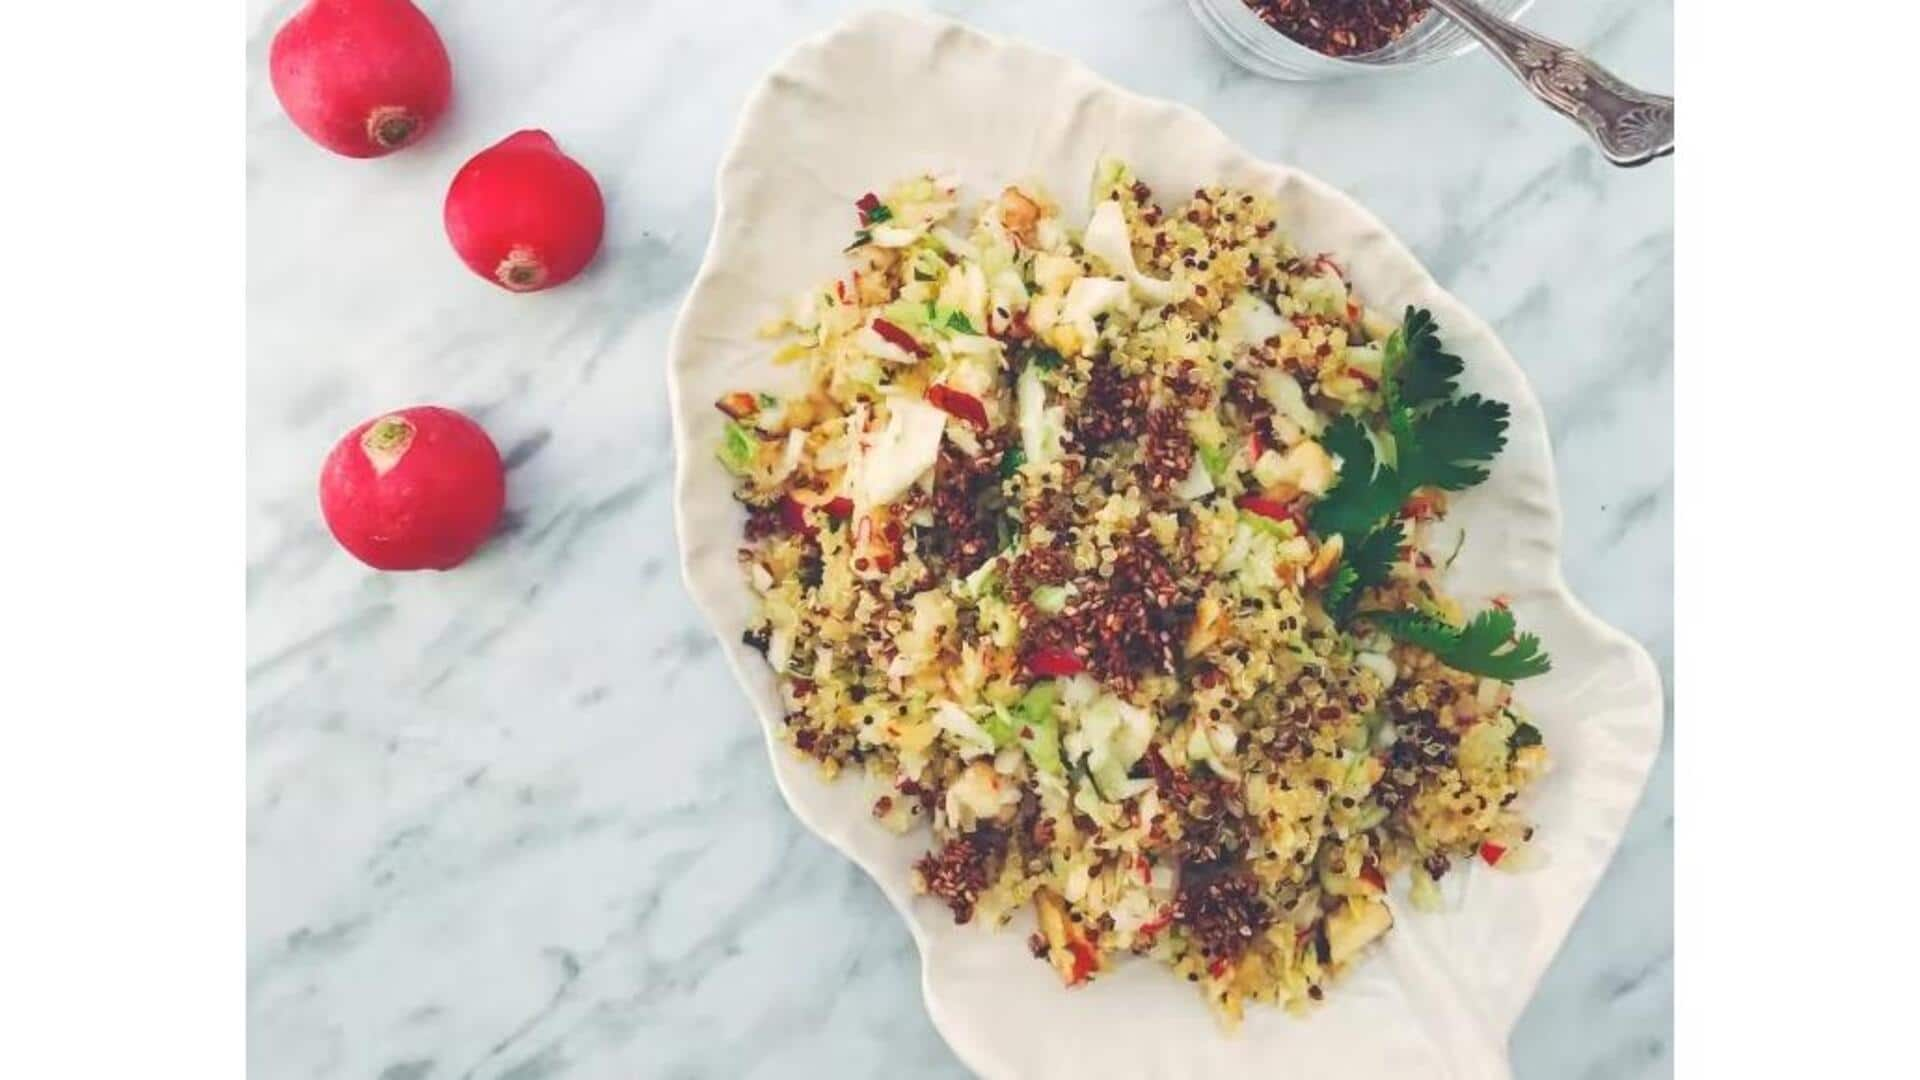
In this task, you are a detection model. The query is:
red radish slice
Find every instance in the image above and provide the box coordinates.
[1401,491,1441,520]
[779,495,814,537]
[1066,939,1100,985]
[779,493,856,538]
[319,406,504,571]
[870,318,927,358]
[1236,494,1305,530]
[714,392,759,420]
[1025,647,1085,677]
[444,130,605,292]
[269,0,452,158]
[926,384,989,430]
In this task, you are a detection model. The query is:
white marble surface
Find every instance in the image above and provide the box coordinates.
[246,2,1673,1077]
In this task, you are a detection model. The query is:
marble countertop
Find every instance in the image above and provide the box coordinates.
[246,1,1673,1076]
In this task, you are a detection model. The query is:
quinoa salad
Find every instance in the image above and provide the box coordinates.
[714,160,1554,1021]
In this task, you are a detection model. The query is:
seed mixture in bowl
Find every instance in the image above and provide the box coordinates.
[715,160,1553,1021]
[1242,0,1431,58]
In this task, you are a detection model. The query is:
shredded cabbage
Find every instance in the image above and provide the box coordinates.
[1082,201,1175,303]
[1017,366,1065,465]
[718,421,757,475]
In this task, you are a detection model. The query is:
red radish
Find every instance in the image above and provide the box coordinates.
[444,130,604,292]
[778,495,814,537]
[1025,647,1085,678]
[925,384,989,430]
[1236,494,1306,530]
[319,406,504,571]
[714,392,759,420]
[777,492,856,538]
[269,0,452,159]
[1066,939,1100,985]
[1401,490,1441,521]
[870,318,927,358]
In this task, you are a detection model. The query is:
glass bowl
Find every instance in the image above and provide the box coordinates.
[1186,0,1536,80]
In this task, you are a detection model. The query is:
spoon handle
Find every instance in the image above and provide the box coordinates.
[1425,0,1673,166]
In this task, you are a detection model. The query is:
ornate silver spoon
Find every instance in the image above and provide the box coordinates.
[1425,0,1674,166]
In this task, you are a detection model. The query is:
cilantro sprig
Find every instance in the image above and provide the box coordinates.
[1306,307,1549,678]
[1314,306,1511,547]
[1364,607,1551,681]
[1312,307,1511,581]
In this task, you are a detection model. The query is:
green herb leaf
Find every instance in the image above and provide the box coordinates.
[1384,307,1463,410]
[844,229,872,252]
[1323,521,1402,622]
[1397,394,1510,491]
[1316,312,1507,534]
[865,203,894,225]
[1366,607,1552,681]
[1347,521,1404,590]
[1363,609,1461,652]
[1320,413,1373,468]
[946,310,978,335]
[1031,347,1065,372]
[1311,416,1403,540]
[1310,310,1543,674]
[999,444,1026,479]
[1347,522,1405,610]
[1322,563,1360,619]
[1510,721,1543,749]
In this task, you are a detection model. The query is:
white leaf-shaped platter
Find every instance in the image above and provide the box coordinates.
[667,11,1662,1078]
